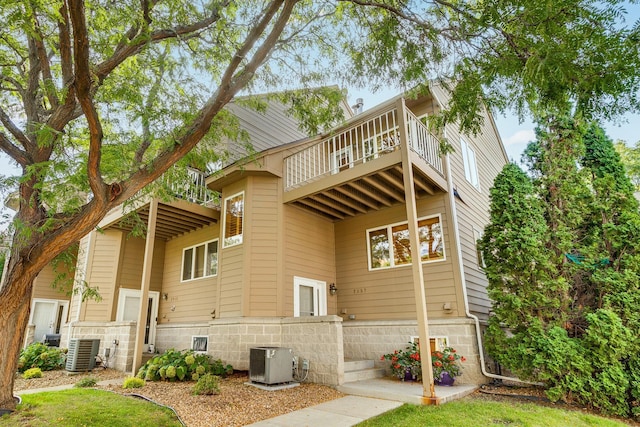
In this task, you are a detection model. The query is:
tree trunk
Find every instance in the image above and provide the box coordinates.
[0,260,35,411]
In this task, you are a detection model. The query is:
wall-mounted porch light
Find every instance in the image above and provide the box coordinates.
[329,283,337,296]
[162,293,168,301]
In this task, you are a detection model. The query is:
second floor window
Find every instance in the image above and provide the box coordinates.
[223,192,244,247]
[182,239,218,281]
[460,139,479,189]
[367,214,445,270]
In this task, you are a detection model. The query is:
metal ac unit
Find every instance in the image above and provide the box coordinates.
[249,347,293,385]
[66,338,100,372]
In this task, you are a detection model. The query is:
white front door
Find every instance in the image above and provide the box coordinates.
[116,289,159,346]
[30,299,68,343]
[293,277,327,317]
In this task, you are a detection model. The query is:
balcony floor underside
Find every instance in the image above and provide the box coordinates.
[286,163,447,222]
[104,199,218,240]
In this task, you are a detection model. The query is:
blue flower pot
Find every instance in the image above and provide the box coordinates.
[436,371,455,386]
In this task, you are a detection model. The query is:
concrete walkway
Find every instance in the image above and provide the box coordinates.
[17,377,477,426]
[247,378,477,427]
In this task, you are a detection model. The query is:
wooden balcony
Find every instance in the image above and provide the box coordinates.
[99,167,219,240]
[283,101,448,221]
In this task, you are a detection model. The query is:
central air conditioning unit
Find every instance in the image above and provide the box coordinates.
[249,347,293,385]
[66,338,100,372]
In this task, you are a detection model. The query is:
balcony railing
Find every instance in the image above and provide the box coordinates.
[164,167,216,206]
[283,105,443,191]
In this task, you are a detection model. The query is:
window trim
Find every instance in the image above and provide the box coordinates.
[222,191,244,248]
[460,138,480,190]
[366,214,446,271]
[191,335,208,353]
[181,238,219,282]
[293,276,327,317]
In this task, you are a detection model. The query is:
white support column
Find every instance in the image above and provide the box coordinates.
[131,199,158,375]
[396,98,439,404]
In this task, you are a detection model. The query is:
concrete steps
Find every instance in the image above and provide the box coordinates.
[343,359,386,383]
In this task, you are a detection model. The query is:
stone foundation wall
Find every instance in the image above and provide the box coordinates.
[156,316,344,385]
[60,316,487,386]
[63,321,137,372]
[155,323,212,354]
[342,318,485,385]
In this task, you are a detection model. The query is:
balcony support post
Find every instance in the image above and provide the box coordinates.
[396,98,439,404]
[131,198,158,375]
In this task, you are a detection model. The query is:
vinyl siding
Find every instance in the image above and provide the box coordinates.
[334,195,460,320]
[224,101,309,164]
[283,205,336,316]
[246,176,280,316]
[432,85,508,318]
[83,230,123,321]
[217,180,248,318]
[160,224,219,323]
[32,250,76,301]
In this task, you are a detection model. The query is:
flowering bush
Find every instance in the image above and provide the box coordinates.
[382,343,466,382]
[381,342,422,381]
[431,347,466,379]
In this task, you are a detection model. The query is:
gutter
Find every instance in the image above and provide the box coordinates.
[444,153,536,385]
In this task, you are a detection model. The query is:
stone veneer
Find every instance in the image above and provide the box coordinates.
[60,316,486,386]
[342,318,485,385]
[155,315,344,385]
[62,321,137,372]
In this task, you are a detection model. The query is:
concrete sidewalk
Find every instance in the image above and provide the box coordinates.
[247,378,477,427]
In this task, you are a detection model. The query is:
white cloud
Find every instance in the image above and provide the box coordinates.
[503,129,535,147]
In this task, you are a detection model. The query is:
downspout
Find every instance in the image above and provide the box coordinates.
[444,153,532,384]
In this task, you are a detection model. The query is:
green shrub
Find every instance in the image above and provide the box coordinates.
[192,373,220,395]
[74,377,98,388]
[18,343,65,372]
[23,367,43,379]
[123,377,145,389]
[136,349,233,382]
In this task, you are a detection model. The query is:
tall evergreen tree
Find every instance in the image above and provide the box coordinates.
[484,120,640,417]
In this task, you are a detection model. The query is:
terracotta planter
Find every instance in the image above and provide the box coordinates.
[436,371,455,386]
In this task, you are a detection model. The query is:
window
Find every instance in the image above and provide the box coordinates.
[293,277,327,317]
[411,335,449,352]
[473,227,486,269]
[460,139,479,189]
[191,336,208,353]
[331,146,353,174]
[223,192,244,247]
[181,239,218,281]
[367,214,445,270]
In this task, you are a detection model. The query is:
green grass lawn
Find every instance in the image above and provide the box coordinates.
[356,398,630,427]
[0,389,182,427]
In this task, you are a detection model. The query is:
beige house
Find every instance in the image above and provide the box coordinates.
[57,86,508,387]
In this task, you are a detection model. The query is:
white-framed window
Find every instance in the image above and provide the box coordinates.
[460,138,480,189]
[472,227,486,269]
[223,191,244,248]
[181,239,218,281]
[191,336,208,353]
[293,276,327,317]
[367,214,445,270]
[331,146,353,174]
[411,335,449,352]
